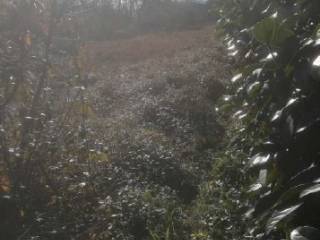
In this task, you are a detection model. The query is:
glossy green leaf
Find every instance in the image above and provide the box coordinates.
[290,226,320,240]
[253,17,294,46]
[266,204,302,233]
[300,184,320,198]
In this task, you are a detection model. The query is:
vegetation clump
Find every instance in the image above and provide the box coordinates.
[203,0,320,239]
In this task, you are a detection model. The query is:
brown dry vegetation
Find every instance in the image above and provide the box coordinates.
[82,26,217,67]
[51,26,230,239]
[1,18,231,238]
[0,0,234,238]
[84,26,230,183]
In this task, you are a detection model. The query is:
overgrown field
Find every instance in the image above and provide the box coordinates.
[2,0,320,239]
[0,11,231,238]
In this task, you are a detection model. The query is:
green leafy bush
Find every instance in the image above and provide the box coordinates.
[208,0,320,238]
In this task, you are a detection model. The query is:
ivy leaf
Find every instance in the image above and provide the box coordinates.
[253,17,294,47]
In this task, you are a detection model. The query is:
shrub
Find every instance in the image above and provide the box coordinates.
[209,0,320,239]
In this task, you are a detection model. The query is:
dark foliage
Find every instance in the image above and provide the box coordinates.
[210,0,320,238]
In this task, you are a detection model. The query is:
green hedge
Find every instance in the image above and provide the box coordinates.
[212,0,320,239]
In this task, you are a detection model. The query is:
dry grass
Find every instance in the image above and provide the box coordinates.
[81,26,215,67]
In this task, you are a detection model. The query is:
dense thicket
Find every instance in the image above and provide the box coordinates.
[209,0,320,239]
[0,1,105,239]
